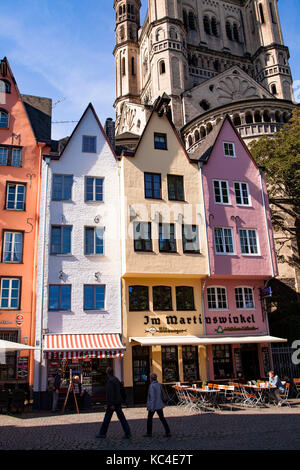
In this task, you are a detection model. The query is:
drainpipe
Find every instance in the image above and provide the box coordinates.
[36,156,51,408]
[259,167,275,278]
[198,161,211,336]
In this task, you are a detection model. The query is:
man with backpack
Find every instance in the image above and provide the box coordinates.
[96,367,131,439]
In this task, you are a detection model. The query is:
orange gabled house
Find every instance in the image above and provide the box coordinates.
[0,57,52,395]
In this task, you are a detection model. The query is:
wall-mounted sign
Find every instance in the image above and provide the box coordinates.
[16,314,24,326]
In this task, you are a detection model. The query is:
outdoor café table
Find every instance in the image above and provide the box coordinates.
[187,387,220,411]
[243,384,276,406]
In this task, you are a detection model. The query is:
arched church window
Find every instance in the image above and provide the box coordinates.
[233,114,241,126]
[259,4,265,24]
[183,10,188,30]
[211,17,218,36]
[194,130,200,142]
[131,57,135,75]
[275,111,281,123]
[120,25,125,40]
[245,112,253,124]
[188,11,196,30]
[226,21,233,40]
[122,57,126,76]
[188,135,193,147]
[271,84,277,95]
[263,110,271,122]
[160,60,166,75]
[233,23,239,42]
[254,111,262,123]
[200,127,206,139]
[203,15,210,35]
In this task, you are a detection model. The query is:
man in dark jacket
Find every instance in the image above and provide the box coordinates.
[96,367,131,439]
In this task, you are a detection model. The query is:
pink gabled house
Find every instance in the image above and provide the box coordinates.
[198,115,286,381]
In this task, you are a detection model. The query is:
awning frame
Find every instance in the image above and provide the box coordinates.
[129,335,287,346]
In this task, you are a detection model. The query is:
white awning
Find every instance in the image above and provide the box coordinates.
[0,340,36,351]
[129,335,287,346]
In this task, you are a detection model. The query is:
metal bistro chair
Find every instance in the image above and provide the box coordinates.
[185,388,202,414]
[294,379,300,399]
[240,384,259,408]
[174,386,188,409]
[162,385,177,406]
[278,383,291,407]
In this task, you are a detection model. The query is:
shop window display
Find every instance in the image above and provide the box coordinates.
[182,346,199,382]
[162,346,179,383]
[212,344,234,379]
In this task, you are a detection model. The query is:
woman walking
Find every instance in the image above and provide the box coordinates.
[144,373,171,438]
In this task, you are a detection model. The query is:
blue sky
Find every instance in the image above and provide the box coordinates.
[0,0,299,141]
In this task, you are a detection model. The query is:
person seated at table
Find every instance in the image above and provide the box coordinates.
[268,370,285,406]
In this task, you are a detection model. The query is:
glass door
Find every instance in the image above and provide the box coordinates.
[132,346,150,404]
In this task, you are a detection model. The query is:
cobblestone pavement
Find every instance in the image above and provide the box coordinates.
[1,403,300,451]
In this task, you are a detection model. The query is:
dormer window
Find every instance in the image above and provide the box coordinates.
[0,109,9,128]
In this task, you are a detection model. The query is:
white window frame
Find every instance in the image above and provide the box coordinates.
[3,231,23,263]
[85,176,104,203]
[223,142,236,158]
[6,183,26,211]
[84,227,105,256]
[207,286,228,310]
[235,286,255,310]
[0,278,20,309]
[234,181,251,206]
[213,179,230,205]
[239,228,260,255]
[214,227,235,255]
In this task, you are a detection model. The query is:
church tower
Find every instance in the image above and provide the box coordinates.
[114,0,141,127]
[252,0,293,100]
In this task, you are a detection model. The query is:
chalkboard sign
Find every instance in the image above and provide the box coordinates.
[17,357,28,379]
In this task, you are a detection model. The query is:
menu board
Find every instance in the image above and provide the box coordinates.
[17,357,28,380]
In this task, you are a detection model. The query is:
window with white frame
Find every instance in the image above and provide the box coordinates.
[207,287,228,309]
[85,177,104,202]
[2,231,23,263]
[84,227,104,255]
[6,183,26,210]
[213,180,230,204]
[0,278,20,309]
[214,227,234,254]
[239,229,259,255]
[223,142,236,158]
[235,287,255,309]
[234,182,250,206]
[0,147,22,167]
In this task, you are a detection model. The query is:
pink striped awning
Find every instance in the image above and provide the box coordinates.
[44,334,125,360]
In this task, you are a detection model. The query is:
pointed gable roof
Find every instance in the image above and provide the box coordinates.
[121,93,197,164]
[191,114,259,169]
[1,57,52,144]
[47,102,118,161]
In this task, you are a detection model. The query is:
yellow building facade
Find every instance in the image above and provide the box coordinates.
[119,96,209,404]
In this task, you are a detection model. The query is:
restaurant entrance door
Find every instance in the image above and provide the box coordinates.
[240,344,260,380]
[132,346,150,404]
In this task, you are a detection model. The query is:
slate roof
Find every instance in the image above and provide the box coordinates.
[21,94,52,144]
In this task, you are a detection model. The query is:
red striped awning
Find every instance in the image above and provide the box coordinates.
[44,334,125,360]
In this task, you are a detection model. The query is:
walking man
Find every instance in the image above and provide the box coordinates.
[96,367,131,439]
[144,373,171,438]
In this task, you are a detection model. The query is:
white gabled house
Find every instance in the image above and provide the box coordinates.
[34,103,124,407]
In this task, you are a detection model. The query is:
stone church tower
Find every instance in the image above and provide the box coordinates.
[114,0,295,149]
[113,0,299,305]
